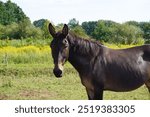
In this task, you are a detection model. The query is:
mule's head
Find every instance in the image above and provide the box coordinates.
[48,23,69,78]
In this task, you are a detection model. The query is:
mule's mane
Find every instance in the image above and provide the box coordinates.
[67,32,103,57]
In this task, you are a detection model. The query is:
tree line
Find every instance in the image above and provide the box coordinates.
[0,0,150,45]
[69,18,150,44]
[0,0,51,40]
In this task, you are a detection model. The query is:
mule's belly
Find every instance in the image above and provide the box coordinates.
[103,58,146,92]
[103,76,144,92]
[104,82,144,92]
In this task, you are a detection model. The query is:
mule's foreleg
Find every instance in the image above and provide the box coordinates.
[86,88,103,100]
[86,88,93,100]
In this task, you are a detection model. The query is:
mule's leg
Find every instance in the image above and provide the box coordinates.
[93,88,103,100]
[86,88,94,100]
[86,88,103,100]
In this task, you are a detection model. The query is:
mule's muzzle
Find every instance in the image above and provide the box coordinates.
[53,68,63,78]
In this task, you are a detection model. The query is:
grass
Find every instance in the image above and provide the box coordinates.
[0,64,86,100]
[0,64,149,100]
[0,38,50,47]
[0,43,149,100]
[0,46,51,64]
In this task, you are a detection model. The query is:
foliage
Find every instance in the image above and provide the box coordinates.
[33,19,47,28]
[41,20,52,39]
[125,21,139,27]
[68,18,79,28]
[70,25,89,38]
[139,22,150,42]
[0,22,19,39]
[82,21,97,37]
[116,24,144,44]
[0,1,48,40]
[0,0,28,25]
[91,20,144,45]
[92,20,116,42]
[0,19,43,39]
[125,21,150,43]
[33,19,52,39]
[56,23,64,30]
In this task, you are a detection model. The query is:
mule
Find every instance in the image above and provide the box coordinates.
[48,23,150,100]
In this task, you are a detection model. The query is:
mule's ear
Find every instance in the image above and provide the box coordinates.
[48,23,56,38]
[62,24,68,37]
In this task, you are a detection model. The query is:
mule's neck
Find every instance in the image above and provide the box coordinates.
[67,33,103,76]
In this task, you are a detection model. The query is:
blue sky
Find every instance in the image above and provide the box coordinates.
[2,0,150,24]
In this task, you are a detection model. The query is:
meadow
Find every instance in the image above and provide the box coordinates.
[0,40,149,100]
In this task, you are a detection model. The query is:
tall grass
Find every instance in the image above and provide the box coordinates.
[0,38,51,47]
[0,46,52,64]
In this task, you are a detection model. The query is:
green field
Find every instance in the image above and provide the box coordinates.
[0,44,149,100]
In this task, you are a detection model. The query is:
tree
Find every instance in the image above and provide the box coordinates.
[33,19,47,28]
[41,20,52,39]
[0,24,5,39]
[125,21,139,27]
[92,20,144,44]
[25,25,43,39]
[0,1,44,39]
[71,26,89,38]
[68,18,79,29]
[5,22,19,39]
[113,24,144,44]
[0,0,28,25]
[82,21,97,37]
[56,23,64,31]
[14,19,42,39]
[0,1,6,25]
[92,20,118,42]
[139,22,150,42]
[33,19,52,39]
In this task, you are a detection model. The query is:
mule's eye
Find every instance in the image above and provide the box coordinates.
[63,39,68,46]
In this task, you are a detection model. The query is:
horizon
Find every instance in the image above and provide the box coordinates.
[1,0,150,25]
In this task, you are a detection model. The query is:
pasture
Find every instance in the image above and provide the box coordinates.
[0,44,149,100]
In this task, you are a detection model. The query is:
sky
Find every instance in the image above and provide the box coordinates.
[1,0,150,25]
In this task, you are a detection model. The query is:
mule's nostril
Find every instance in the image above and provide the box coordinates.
[53,69,63,77]
[57,70,62,75]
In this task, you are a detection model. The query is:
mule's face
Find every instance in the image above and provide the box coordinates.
[49,23,69,78]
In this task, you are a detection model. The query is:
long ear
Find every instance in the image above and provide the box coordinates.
[62,24,68,37]
[48,23,56,37]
